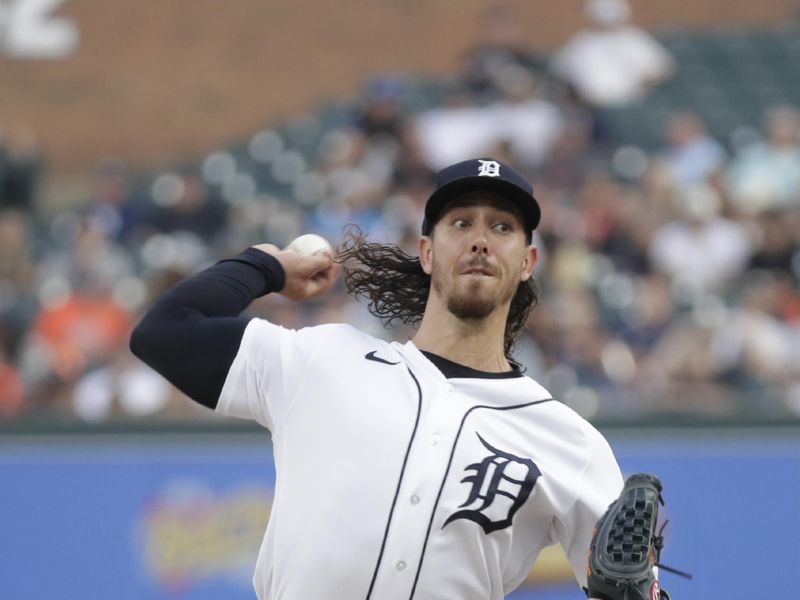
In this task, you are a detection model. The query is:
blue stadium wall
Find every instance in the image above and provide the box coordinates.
[1,425,798,599]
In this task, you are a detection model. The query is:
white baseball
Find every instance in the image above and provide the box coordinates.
[285,234,332,256]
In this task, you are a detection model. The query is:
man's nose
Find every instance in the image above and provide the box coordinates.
[470,227,489,255]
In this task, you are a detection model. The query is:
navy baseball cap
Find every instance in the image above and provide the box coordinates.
[421,158,541,237]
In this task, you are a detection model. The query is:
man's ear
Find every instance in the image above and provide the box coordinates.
[419,236,433,275]
[520,244,538,282]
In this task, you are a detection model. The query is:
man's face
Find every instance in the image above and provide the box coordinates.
[419,193,538,321]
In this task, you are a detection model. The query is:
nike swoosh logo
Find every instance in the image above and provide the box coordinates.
[364,350,401,365]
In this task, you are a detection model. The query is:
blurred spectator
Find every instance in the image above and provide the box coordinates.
[0,363,24,416]
[0,208,36,296]
[538,115,599,193]
[599,185,661,275]
[62,263,210,420]
[660,112,727,186]
[389,124,436,192]
[414,71,563,171]
[355,76,408,148]
[19,223,133,407]
[0,323,25,418]
[82,159,145,246]
[726,105,800,214]
[72,350,173,422]
[0,125,42,211]
[306,128,390,239]
[649,183,752,295]
[414,85,499,169]
[23,290,131,406]
[551,0,675,107]
[710,273,800,413]
[486,67,564,168]
[536,287,639,416]
[149,171,228,241]
[748,209,800,280]
[618,273,677,352]
[579,172,624,250]
[460,2,540,102]
[0,209,37,360]
[638,313,735,414]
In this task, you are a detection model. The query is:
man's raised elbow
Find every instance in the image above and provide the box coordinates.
[129,318,155,364]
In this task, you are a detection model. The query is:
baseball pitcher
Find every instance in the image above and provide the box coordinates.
[131,158,670,600]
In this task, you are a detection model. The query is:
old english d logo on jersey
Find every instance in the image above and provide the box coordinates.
[477,159,501,177]
[443,433,541,534]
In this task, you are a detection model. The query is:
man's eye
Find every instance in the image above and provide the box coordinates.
[453,218,470,229]
[494,223,513,233]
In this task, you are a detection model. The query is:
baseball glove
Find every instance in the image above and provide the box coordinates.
[586,473,674,600]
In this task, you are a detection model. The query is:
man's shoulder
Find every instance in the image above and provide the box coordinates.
[241,320,401,370]
[247,318,365,336]
[535,394,610,442]
[244,318,386,349]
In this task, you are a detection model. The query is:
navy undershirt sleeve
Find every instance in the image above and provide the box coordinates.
[129,248,286,409]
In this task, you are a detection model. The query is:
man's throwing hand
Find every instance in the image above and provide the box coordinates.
[252,240,340,301]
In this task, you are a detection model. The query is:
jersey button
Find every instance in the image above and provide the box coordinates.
[410,494,420,505]
[396,560,406,571]
[445,383,454,392]
[431,434,440,446]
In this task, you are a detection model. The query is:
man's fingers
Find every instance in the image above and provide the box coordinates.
[305,261,341,299]
[276,253,341,301]
[249,244,340,301]
[295,252,334,278]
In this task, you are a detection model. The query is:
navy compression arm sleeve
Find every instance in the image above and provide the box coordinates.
[129,248,286,409]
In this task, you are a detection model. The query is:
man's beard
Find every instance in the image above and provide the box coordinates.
[446,279,495,319]
[439,275,518,321]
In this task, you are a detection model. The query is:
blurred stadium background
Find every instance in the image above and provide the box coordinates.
[1,0,799,598]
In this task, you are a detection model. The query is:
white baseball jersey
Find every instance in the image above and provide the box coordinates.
[217,318,624,600]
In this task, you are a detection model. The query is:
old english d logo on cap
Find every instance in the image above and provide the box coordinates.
[477,159,501,177]
[422,157,541,236]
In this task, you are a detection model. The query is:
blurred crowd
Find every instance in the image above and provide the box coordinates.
[1,0,799,423]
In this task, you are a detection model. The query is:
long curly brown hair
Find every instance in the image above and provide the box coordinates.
[337,225,539,358]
